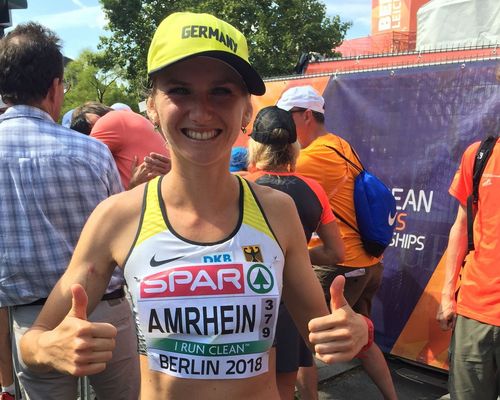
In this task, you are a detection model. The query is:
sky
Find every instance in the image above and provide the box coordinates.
[8,0,373,60]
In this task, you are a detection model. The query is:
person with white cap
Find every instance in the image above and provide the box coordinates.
[246,105,345,400]
[277,85,398,400]
[20,13,370,399]
[110,102,132,111]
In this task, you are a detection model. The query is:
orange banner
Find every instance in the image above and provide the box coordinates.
[391,251,452,369]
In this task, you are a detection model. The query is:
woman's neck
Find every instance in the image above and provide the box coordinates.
[163,166,239,210]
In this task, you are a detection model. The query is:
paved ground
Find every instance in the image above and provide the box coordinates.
[315,355,450,400]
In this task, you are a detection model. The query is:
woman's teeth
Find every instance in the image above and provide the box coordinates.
[183,129,219,140]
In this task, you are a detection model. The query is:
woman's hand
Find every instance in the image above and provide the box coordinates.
[21,284,117,376]
[129,152,171,188]
[308,276,368,363]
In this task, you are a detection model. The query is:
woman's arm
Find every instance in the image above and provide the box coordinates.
[252,184,368,363]
[308,221,345,266]
[20,194,132,375]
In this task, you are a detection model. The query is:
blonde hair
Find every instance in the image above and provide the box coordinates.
[247,128,300,172]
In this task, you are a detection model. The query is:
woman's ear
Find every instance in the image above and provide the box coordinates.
[242,99,253,127]
[146,95,159,126]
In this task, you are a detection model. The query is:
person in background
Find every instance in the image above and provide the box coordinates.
[230,146,249,175]
[0,97,15,400]
[19,12,370,400]
[111,102,132,111]
[437,136,500,400]
[0,98,6,114]
[0,22,140,399]
[0,96,14,400]
[246,105,345,400]
[0,98,15,400]
[277,85,398,400]
[70,101,113,135]
[61,108,73,128]
[90,109,171,189]
[0,308,15,400]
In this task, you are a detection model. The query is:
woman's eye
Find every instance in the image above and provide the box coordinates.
[167,87,190,95]
[211,87,232,96]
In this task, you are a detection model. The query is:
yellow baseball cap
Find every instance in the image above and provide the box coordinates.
[147,12,266,95]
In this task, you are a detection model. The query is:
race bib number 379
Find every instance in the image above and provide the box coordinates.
[138,263,280,379]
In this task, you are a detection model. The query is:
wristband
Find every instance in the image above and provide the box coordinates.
[355,316,374,358]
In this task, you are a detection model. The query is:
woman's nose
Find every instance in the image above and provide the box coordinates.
[190,95,213,123]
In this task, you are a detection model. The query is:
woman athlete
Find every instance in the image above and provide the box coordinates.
[20,12,370,400]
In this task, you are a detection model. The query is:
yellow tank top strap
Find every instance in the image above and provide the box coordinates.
[135,176,168,247]
[237,175,277,242]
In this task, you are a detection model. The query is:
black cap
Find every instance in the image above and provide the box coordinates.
[250,106,297,145]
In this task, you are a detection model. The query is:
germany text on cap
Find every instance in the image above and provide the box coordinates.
[147,12,265,95]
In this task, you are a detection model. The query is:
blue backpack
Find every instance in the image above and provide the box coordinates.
[325,145,396,258]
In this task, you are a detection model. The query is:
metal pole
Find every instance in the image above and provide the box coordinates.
[79,376,90,400]
[6,307,23,400]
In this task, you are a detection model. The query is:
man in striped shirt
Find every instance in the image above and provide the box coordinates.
[0,22,139,399]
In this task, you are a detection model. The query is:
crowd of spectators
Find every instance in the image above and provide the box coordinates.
[0,11,497,400]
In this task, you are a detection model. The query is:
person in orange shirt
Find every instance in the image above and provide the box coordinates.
[437,137,500,400]
[277,85,397,400]
[246,106,345,400]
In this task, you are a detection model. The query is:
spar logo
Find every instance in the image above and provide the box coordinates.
[140,264,244,298]
[247,264,274,294]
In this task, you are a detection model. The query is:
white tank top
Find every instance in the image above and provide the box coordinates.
[124,176,284,380]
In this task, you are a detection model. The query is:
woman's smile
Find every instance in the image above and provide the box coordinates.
[181,128,221,141]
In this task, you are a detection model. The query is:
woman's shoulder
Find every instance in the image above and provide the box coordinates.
[91,184,145,224]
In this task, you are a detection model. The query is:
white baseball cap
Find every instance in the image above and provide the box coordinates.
[276,85,325,114]
[111,102,132,111]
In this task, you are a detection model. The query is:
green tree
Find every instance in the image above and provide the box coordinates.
[62,49,139,117]
[98,0,351,92]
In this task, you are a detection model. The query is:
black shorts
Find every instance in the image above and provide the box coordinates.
[313,262,383,317]
[275,303,313,373]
